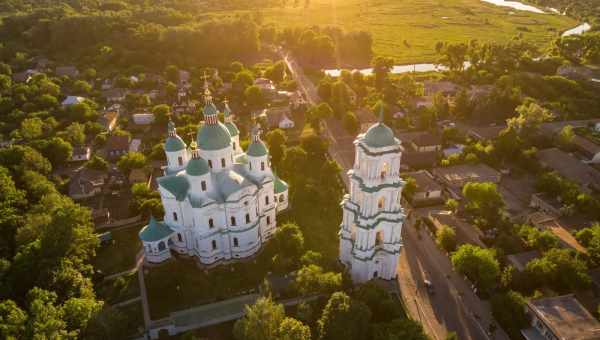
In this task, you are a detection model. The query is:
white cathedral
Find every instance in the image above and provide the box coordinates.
[139,87,289,265]
[339,109,405,284]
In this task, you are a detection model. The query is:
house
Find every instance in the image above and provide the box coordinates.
[572,135,600,163]
[100,79,113,90]
[68,168,107,200]
[401,151,438,170]
[12,69,39,83]
[443,144,465,158]
[428,211,486,247]
[61,96,85,107]
[105,135,130,159]
[129,168,148,184]
[521,295,600,340]
[101,88,128,103]
[129,138,142,153]
[70,146,91,162]
[506,250,540,272]
[278,113,295,129]
[536,148,600,193]
[410,133,442,153]
[530,193,564,217]
[432,163,501,191]
[133,113,155,125]
[32,57,50,69]
[526,212,586,253]
[402,170,443,206]
[55,66,79,78]
[99,109,119,132]
[255,78,276,93]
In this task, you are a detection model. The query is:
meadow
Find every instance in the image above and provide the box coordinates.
[237,0,576,64]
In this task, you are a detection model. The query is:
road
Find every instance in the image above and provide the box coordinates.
[281,49,508,340]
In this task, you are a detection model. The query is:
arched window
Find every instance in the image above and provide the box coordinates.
[230,216,236,226]
[178,156,183,166]
[233,237,239,247]
[380,162,389,179]
[265,196,269,205]
[266,216,271,225]
[249,162,252,170]
[201,181,207,191]
[378,197,385,210]
[261,162,265,171]
[245,213,250,223]
[221,158,226,168]
[211,240,217,250]
[158,241,166,251]
[279,194,285,203]
[375,231,383,246]
[233,142,236,150]
[208,160,213,168]
[177,233,182,242]
[208,218,214,228]
[351,223,357,241]
[173,212,178,221]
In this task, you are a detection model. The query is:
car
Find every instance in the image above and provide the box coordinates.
[424,279,435,294]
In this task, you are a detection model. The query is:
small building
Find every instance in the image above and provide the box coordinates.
[410,133,442,153]
[402,170,443,206]
[443,144,465,158]
[105,135,130,159]
[432,163,501,191]
[521,295,600,340]
[61,96,85,106]
[101,88,128,103]
[506,250,540,272]
[133,113,155,125]
[254,77,276,93]
[572,135,600,164]
[68,168,107,200]
[55,66,79,78]
[401,151,438,170]
[526,212,586,253]
[278,113,295,129]
[12,69,39,83]
[530,193,563,217]
[429,210,486,247]
[536,148,600,193]
[70,146,91,162]
[139,216,175,264]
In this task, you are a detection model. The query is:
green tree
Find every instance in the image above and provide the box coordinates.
[0,299,26,339]
[295,265,342,296]
[445,198,459,214]
[353,282,402,323]
[518,225,560,252]
[265,129,287,169]
[490,291,528,340]
[462,182,505,229]
[451,244,500,291]
[233,70,255,95]
[272,223,305,270]
[39,137,73,167]
[372,318,428,340]
[371,56,394,90]
[117,152,146,175]
[245,85,264,109]
[342,111,359,135]
[436,225,457,252]
[278,317,312,340]
[152,104,171,125]
[402,177,417,200]
[20,118,44,141]
[0,145,52,175]
[73,80,92,95]
[525,248,590,293]
[507,101,553,137]
[86,155,109,171]
[557,125,575,148]
[317,292,371,340]
[60,122,86,146]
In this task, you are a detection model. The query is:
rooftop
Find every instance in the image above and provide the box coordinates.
[403,170,441,192]
[527,212,586,254]
[432,163,501,186]
[106,135,130,151]
[506,250,540,272]
[528,295,600,340]
[536,148,600,192]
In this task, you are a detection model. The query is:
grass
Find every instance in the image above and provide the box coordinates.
[96,272,140,304]
[94,224,143,276]
[116,301,145,338]
[227,0,576,65]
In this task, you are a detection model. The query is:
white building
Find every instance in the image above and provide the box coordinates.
[339,110,406,283]
[139,86,289,265]
[62,96,85,106]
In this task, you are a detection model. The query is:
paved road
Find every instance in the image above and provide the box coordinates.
[398,210,509,340]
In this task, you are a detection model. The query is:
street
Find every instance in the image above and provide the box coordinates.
[281,49,508,340]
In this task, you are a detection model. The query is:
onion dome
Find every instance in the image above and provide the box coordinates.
[186,141,210,176]
[196,82,232,151]
[223,100,239,137]
[139,216,174,242]
[247,125,268,157]
[165,120,186,152]
[363,105,396,148]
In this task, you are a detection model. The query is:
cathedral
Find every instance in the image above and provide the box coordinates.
[339,109,405,283]
[139,86,289,265]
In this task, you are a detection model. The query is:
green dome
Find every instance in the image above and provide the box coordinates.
[186,157,209,176]
[247,140,268,157]
[197,122,232,151]
[225,122,239,137]
[363,123,396,148]
[203,102,218,116]
[139,216,174,242]
[165,135,186,152]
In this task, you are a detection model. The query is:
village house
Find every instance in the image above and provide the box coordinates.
[428,211,485,247]
[102,88,128,103]
[536,148,600,193]
[572,135,600,164]
[68,168,107,200]
[403,170,443,206]
[70,146,91,162]
[254,77,276,94]
[133,113,155,125]
[526,212,586,254]
[530,193,564,217]
[432,163,501,197]
[105,135,130,159]
[506,250,541,272]
[61,96,85,107]
[410,133,442,153]
[55,66,79,78]
[521,295,600,340]
[12,69,39,83]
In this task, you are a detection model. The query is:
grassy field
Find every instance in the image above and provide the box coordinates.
[94,224,143,276]
[234,0,576,64]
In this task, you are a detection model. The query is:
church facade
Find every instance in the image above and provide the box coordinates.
[139,87,289,266]
[339,111,405,283]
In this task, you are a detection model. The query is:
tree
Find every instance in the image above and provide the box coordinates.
[0,145,52,175]
[20,118,44,141]
[557,125,574,148]
[372,318,428,340]
[436,42,468,72]
[273,223,304,261]
[525,248,590,293]
[451,244,500,291]
[576,223,600,265]
[317,292,371,340]
[39,137,73,167]
[451,89,472,120]
[436,225,457,252]
[402,177,417,200]
[245,85,264,109]
[342,111,359,135]
[152,104,171,125]
[490,291,528,339]
[371,56,394,90]
[518,225,559,252]
[117,152,146,174]
[507,101,553,137]
[265,129,287,169]
[0,299,26,339]
[233,70,255,95]
[73,80,92,95]
[60,122,86,146]
[233,296,310,340]
[86,155,109,171]
[295,264,342,296]
[462,182,505,229]
[445,198,459,214]
[353,282,402,323]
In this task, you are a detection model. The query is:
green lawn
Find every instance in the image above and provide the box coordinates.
[94,224,143,276]
[97,272,140,304]
[116,301,145,338]
[229,0,576,64]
